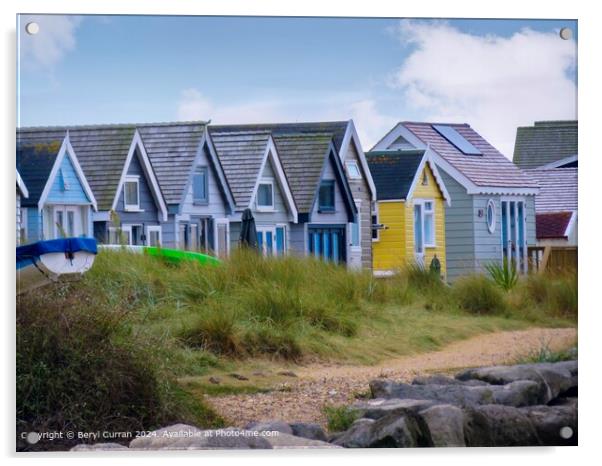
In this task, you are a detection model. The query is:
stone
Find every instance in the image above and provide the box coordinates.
[208,376,220,384]
[412,374,489,386]
[352,398,435,420]
[290,422,328,442]
[264,433,340,449]
[331,418,376,448]
[520,403,577,446]
[70,442,129,451]
[464,405,541,447]
[456,361,577,403]
[277,371,298,377]
[369,379,543,407]
[244,420,293,435]
[366,412,428,448]
[417,404,466,447]
[229,373,249,381]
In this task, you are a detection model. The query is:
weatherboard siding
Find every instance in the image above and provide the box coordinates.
[47,152,90,205]
[310,157,349,225]
[439,170,476,281]
[252,157,291,225]
[372,201,406,271]
[345,141,373,269]
[473,195,502,273]
[27,208,42,243]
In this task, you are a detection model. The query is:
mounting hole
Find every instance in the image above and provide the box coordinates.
[559,27,572,40]
[559,426,573,439]
[25,22,39,35]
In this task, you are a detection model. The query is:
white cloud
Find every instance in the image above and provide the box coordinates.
[19,15,82,69]
[176,89,396,150]
[390,20,577,157]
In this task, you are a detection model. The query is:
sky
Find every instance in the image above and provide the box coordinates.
[17,15,577,157]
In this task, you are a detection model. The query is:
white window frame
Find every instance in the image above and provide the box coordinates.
[256,178,275,211]
[109,225,132,245]
[192,166,209,205]
[123,175,141,212]
[486,198,496,234]
[345,161,362,180]
[215,218,230,257]
[414,198,436,248]
[256,225,277,256]
[146,225,162,247]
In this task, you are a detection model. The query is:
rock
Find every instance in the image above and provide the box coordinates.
[244,420,293,435]
[208,376,220,384]
[229,373,249,381]
[464,405,541,447]
[129,424,272,450]
[369,379,543,407]
[277,371,298,377]
[352,398,435,420]
[412,374,489,386]
[417,404,466,447]
[70,443,129,451]
[520,403,577,446]
[290,422,328,442]
[264,433,340,449]
[331,418,376,448]
[252,371,267,377]
[456,361,577,403]
[366,413,428,448]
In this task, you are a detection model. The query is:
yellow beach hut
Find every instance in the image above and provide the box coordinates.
[366,150,450,278]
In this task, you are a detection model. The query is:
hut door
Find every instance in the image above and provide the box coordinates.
[413,204,425,266]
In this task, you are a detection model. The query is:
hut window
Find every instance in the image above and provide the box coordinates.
[193,167,209,204]
[424,201,435,247]
[346,161,362,180]
[124,176,140,211]
[318,180,335,212]
[486,199,496,233]
[257,180,274,210]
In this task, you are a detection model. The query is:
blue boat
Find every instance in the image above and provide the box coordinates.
[16,238,98,294]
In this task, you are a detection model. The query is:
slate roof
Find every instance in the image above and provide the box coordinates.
[16,130,66,206]
[18,125,137,210]
[513,121,578,169]
[208,130,272,209]
[365,150,425,201]
[536,212,573,239]
[137,122,207,205]
[400,122,538,189]
[209,121,349,154]
[271,133,336,213]
[525,168,578,213]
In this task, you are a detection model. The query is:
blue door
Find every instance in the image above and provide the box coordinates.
[308,226,346,264]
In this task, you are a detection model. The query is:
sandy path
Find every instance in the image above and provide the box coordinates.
[205,327,576,428]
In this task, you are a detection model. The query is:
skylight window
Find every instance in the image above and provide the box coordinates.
[432,125,482,155]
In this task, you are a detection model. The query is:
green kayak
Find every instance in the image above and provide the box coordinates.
[144,246,221,266]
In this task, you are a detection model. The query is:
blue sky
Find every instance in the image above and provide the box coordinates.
[17,15,577,156]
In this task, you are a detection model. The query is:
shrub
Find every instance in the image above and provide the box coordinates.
[485,260,518,291]
[516,341,577,364]
[179,306,242,356]
[323,405,360,432]
[453,274,506,315]
[513,271,578,320]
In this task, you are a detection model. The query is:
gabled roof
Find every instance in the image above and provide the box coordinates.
[366,150,424,201]
[16,169,29,198]
[18,125,137,211]
[16,130,97,210]
[536,212,574,240]
[137,122,211,205]
[366,150,450,204]
[525,168,578,213]
[209,130,273,209]
[513,120,578,169]
[372,122,539,194]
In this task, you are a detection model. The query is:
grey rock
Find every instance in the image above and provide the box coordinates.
[417,404,466,447]
[244,420,293,436]
[456,361,577,403]
[208,376,220,385]
[464,405,541,447]
[369,379,543,407]
[290,422,328,442]
[331,418,376,448]
[412,374,489,386]
[366,412,428,448]
[520,403,577,446]
[352,398,435,420]
[229,373,249,381]
[70,442,129,451]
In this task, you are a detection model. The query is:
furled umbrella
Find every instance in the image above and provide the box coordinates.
[239,208,259,251]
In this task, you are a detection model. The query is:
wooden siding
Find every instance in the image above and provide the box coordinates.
[26,208,41,243]
[47,152,91,205]
[345,141,373,269]
[252,157,292,225]
[439,170,476,281]
[310,156,349,225]
[289,223,306,256]
[473,195,502,273]
[373,164,446,277]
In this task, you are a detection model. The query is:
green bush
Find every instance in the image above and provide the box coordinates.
[453,274,506,315]
[512,271,578,320]
[485,260,518,291]
[323,405,360,432]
